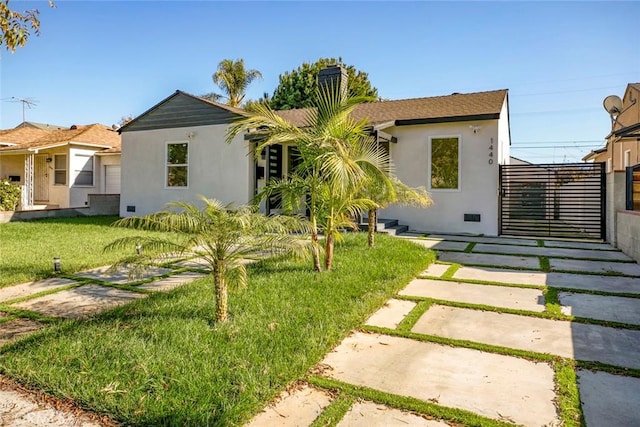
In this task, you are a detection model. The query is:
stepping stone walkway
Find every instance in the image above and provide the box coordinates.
[0,260,208,425]
[263,234,640,426]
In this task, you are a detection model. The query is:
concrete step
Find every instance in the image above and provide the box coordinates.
[359,218,408,235]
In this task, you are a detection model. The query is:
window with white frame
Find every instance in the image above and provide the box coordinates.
[54,154,67,185]
[73,154,94,186]
[429,136,460,190]
[166,142,188,187]
[607,158,612,173]
[624,150,631,168]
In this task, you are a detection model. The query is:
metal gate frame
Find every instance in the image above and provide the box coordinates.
[499,162,606,240]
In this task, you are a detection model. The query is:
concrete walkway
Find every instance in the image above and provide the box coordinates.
[248,234,640,426]
[3,234,640,426]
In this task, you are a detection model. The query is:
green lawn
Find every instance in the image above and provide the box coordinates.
[0,216,167,288]
[0,233,433,426]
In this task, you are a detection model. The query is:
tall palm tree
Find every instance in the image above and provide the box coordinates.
[227,85,392,271]
[104,198,309,323]
[212,59,262,107]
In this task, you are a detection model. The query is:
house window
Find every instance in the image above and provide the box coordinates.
[624,150,631,168]
[430,136,460,190]
[166,142,188,187]
[54,155,67,185]
[73,154,94,186]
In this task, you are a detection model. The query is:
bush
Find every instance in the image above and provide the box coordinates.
[0,179,21,211]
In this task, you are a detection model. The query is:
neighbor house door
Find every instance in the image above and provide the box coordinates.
[34,155,49,201]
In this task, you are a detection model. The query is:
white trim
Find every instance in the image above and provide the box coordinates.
[624,149,631,168]
[165,140,189,189]
[607,158,612,173]
[428,134,462,192]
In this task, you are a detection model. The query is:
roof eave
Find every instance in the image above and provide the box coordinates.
[395,113,500,127]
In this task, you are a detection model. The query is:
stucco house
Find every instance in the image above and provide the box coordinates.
[0,122,121,209]
[583,83,640,172]
[119,82,511,236]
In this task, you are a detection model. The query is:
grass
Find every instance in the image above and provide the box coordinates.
[0,216,169,288]
[0,233,434,426]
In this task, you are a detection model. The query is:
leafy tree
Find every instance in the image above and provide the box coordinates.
[269,57,379,110]
[1,0,54,52]
[105,198,309,323]
[227,86,390,271]
[209,58,262,107]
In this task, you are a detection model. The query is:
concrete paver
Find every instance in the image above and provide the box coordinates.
[453,266,547,285]
[0,319,42,346]
[365,299,416,329]
[577,370,640,427]
[412,305,640,369]
[74,265,172,284]
[245,385,332,426]
[543,240,614,250]
[408,239,469,251]
[549,258,640,276]
[559,292,640,325]
[14,285,145,319]
[452,266,640,294]
[337,401,448,426]
[0,389,100,427]
[0,278,77,303]
[320,332,558,427]
[399,278,545,312]
[421,264,450,278]
[473,243,631,261]
[426,234,539,246]
[438,252,541,269]
[137,272,207,292]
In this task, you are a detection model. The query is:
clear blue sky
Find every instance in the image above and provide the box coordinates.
[2,1,639,163]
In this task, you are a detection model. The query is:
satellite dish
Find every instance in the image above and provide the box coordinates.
[603,95,623,115]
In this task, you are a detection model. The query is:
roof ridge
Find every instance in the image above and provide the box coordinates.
[373,89,508,104]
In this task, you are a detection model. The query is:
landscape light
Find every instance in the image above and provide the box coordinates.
[53,257,61,273]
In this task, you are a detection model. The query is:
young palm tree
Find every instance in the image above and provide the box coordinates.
[361,177,432,247]
[104,197,309,323]
[227,85,392,271]
[212,58,262,107]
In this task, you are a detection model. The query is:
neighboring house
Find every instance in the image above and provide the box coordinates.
[583,83,640,172]
[0,123,121,209]
[120,82,511,235]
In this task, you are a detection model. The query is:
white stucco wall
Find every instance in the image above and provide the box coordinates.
[380,117,507,236]
[120,124,252,217]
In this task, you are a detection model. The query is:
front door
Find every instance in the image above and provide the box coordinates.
[34,155,49,201]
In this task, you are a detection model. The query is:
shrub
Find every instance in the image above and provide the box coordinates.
[0,179,21,211]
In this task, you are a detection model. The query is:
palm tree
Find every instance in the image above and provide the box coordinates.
[361,177,432,247]
[227,85,392,271]
[104,198,309,323]
[212,59,262,107]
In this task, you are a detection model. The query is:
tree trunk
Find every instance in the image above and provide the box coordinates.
[214,262,228,322]
[311,231,321,272]
[367,209,376,247]
[324,232,334,271]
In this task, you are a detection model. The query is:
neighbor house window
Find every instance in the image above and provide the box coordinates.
[73,154,94,186]
[54,154,67,185]
[166,142,188,187]
[430,136,460,190]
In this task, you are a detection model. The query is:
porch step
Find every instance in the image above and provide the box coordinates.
[360,218,409,236]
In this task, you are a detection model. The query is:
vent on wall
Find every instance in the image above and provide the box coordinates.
[464,213,481,222]
[126,205,136,212]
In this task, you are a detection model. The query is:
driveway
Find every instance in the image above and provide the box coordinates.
[249,234,640,427]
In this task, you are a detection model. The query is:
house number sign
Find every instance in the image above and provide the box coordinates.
[488,137,494,165]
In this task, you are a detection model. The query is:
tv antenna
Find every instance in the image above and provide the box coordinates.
[6,97,39,122]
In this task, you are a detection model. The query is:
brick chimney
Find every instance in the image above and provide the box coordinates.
[318,65,348,100]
